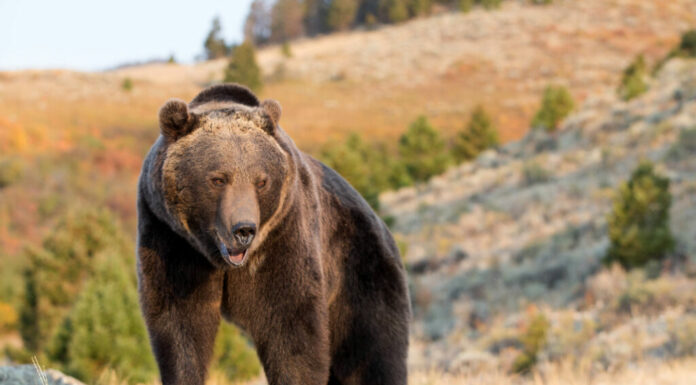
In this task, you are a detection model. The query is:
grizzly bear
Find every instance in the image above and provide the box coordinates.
[136,84,410,385]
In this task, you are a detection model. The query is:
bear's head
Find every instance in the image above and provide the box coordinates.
[158,84,288,269]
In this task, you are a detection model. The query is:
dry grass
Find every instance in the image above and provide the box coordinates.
[410,358,696,385]
[84,358,696,385]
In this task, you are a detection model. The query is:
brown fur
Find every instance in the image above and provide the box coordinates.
[137,83,410,385]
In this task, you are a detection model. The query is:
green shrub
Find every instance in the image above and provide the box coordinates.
[521,160,552,185]
[457,0,473,12]
[365,13,379,28]
[618,55,649,101]
[480,0,501,10]
[531,85,574,132]
[677,29,696,58]
[121,78,133,92]
[18,209,131,354]
[379,0,409,23]
[224,42,263,92]
[281,41,293,58]
[327,0,359,31]
[213,323,262,382]
[204,16,229,60]
[452,105,499,163]
[321,133,411,210]
[512,313,550,374]
[59,257,156,384]
[667,315,696,357]
[398,116,451,183]
[606,161,674,269]
[408,0,432,16]
[666,127,696,161]
[654,29,696,74]
[0,157,23,188]
[511,351,536,374]
[529,0,552,4]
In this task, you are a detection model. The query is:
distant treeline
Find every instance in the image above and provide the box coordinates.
[243,0,510,46]
[202,0,556,60]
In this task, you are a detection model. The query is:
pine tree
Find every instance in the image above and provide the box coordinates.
[379,0,409,23]
[452,105,499,163]
[18,269,40,352]
[62,257,156,384]
[224,42,263,92]
[677,29,696,57]
[606,161,675,269]
[326,0,359,31]
[531,85,574,132]
[17,209,132,358]
[321,134,412,210]
[480,0,501,10]
[204,17,229,60]
[408,0,432,17]
[398,116,451,182]
[618,54,649,101]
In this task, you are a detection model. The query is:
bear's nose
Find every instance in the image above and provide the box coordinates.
[232,222,256,248]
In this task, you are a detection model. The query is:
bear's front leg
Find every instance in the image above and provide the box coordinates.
[137,207,224,385]
[254,304,330,385]
[247,276,331,385]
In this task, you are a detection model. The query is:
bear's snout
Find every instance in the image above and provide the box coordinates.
[232,222,256,248]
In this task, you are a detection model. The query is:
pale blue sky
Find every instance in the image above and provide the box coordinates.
[0,0,254,71]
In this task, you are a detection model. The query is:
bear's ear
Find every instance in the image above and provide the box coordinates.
[261,99,282,126]
[159,99,195,141]
[189,84,260,108]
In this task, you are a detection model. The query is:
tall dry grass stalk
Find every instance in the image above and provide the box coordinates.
[31,355,49,385]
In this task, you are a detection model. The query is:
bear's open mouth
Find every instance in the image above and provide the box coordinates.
[217,239,248,267]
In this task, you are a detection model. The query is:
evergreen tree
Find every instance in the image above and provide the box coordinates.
[213,323,262,382]
[204,16,229,60]
[457,0,473,12]
[398,116,451,182]
[17,209,129,354]
[480,0,501,10]
[512,313,550,374]
[606,161,675,269]
[452,105,499,163]
[224,42,263,92]
[618,54,649,101]
[327,0,359,31]
[677,29,696,58]
[408,0,432,17]
[531,85,574,132]
[18,269,40,352]
[320,134,412,210]
[379,0,409,23]
[61,257,156,384]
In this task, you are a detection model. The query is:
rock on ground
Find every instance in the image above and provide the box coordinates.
[0,365,85,385]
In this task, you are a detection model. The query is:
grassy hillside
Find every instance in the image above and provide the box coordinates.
[387,58,696,377]
[2,0,696,383]
[1,0,694,254]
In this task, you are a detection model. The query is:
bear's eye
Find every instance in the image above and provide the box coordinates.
[211,177,226,187]
[256,179,267,189]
